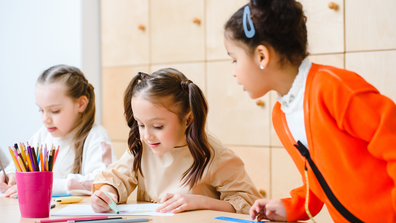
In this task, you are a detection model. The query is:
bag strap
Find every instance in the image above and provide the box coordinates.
[294,141,363,223]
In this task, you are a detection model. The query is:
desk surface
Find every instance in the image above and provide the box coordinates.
[0,196,280,223]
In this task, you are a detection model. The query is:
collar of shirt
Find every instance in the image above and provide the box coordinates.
[277,58,312,114]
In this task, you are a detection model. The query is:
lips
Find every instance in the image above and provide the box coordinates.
[47,127,57,132]
[149,143,160,148]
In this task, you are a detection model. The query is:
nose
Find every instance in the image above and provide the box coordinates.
[42,111,52,124]
[143,128,155,141]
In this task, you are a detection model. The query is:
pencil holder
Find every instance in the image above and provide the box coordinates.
[16,171,53,218]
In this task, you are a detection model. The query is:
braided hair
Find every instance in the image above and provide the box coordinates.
[37,65,95,174]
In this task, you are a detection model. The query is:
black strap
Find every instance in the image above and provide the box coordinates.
[294,141,363,223]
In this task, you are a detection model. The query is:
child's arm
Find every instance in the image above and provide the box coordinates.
[340,92,396,212]
[155,193,235,214]
[92,149,138,204]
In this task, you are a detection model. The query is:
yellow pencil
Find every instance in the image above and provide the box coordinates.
[8,147,21,172]
[17,157,26,172]
[18,143,27,166]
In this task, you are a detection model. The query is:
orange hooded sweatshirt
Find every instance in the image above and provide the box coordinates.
[272,63,396,222]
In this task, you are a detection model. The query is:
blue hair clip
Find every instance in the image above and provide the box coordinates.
[243,6,255,38]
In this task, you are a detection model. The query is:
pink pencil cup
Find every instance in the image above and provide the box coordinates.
[16,171,53,218]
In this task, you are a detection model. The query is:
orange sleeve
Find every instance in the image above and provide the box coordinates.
[281,184,324,222]
[341,91,396,212]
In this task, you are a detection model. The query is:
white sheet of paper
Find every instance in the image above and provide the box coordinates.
[52,204,174,216]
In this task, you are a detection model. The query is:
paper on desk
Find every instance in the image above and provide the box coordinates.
[52,204,174,216]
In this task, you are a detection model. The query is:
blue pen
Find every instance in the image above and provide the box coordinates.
[52,193,72,197]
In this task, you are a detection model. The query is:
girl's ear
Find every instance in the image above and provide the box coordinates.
[185,112,194,127]
[77,96,89,113]
[256,44,270,69]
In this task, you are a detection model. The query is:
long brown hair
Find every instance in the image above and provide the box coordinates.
[225,0,308,66]
[37,65,95,174]
[123,68,211,188]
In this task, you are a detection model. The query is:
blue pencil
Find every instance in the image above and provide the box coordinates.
[52,194,72,197]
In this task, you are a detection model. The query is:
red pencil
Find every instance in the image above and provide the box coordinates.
[35,216,109,223]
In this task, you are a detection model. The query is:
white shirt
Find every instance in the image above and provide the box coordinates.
[6,123,117,194]
[277,58,312,148]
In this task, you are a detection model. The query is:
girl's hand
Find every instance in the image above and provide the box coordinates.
[90,189,118,213]
[250,199,287,222]
[1,173,16,195]
[156,193,206,214]
[3,185,18,198]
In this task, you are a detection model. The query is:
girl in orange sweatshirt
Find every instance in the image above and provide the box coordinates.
[223,0,396,222]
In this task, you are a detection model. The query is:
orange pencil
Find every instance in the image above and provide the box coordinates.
[25,151,33,172]
[40,148,44,171]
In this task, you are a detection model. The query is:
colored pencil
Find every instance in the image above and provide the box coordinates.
[54,145,60,164]
[15,148,27,172]
[8,146,21,172]
[18,156,26,172]
[35,216,110,223]
[25,150,33,172]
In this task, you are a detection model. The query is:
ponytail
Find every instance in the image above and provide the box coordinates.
[183,82,211,188]
[123,72,149,177]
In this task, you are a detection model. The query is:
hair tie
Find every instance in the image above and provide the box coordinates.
[181,80,193,93]
[243,6,255,38]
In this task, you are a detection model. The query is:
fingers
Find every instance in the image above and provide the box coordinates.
[250,199,269,220]
[171,203,188,214]
[7,174,16,186]
[156,194,183,213]
[90,190,111,213]
[159,193,174,203]
[0,182,8,193]
[264,199,287,222]
[3,185,17,197]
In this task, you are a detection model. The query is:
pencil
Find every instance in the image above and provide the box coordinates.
[30,146,39,171]
[18,157,26,172]
[35,216,110,223]
[68,218,151,223]
[48,148,53,172]
[16,148,27,172]
[51,147,55,170]
[40,147,44,171]
[16,143,27,167]
[25,150,33,172]
[54,145,60,164]
[8,146,21,172]
[28,146,37,171]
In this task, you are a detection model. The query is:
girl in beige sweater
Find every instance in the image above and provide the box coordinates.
[91,68,261,214]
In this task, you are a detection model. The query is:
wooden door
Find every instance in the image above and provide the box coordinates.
[299,0,344,54]
[229,146,270,198]
[345,0,396,51]
[150,0,205,64]
[101,0,149,67]
[205,0,248,60]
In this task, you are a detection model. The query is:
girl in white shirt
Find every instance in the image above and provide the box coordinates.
[1,64,116,196]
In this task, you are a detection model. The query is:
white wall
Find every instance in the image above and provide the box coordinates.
[0,0,101,167]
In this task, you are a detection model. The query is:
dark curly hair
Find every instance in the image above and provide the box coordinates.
[224,0,309,66]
